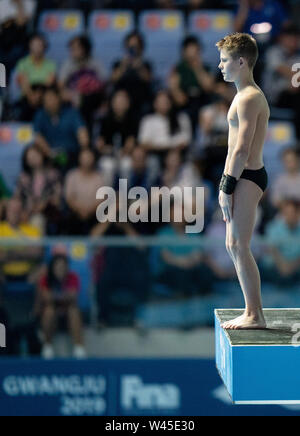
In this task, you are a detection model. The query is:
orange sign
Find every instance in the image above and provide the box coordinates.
[44,15,60,31]
[0,128,12,143]
[146,15,162,30]
[95,15,111,30]
[195,15,212,30]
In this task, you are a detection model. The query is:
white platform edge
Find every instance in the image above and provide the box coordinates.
[235,400,300,405]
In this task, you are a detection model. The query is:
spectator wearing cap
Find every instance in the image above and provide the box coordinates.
[59,35,106,131]
[168,36,214,130]
[34,86,89,166]
[37,253,86,359]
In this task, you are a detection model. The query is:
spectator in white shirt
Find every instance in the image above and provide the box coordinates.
[138,90,192,167]
[0,0,35,26]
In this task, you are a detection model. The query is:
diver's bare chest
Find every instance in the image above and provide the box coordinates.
[227,99,239,128]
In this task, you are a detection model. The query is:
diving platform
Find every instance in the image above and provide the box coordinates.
[215,309,300,405]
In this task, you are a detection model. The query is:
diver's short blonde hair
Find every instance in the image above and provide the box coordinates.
[216,33,259,69]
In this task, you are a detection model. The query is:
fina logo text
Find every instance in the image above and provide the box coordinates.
[0,324,6,348]
[0,63,6,88]
[121,376,180,411]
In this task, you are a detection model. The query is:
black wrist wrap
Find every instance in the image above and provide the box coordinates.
[221,174,237,195]
[219,174,226,191]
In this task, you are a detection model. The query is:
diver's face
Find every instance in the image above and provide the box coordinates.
[219,50,240,83]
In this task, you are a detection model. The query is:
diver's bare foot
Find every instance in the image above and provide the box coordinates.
[221,312,267,330]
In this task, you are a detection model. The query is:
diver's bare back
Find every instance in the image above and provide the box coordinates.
[226,85,270,172]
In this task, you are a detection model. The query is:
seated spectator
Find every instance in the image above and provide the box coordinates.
[139,90,192,168]
[198,97,230,149]
[0,198,43,287]
[263,24,300,137]
[117,146,159,192]
[111,147,160,234]
[168,36,214,130]
[15,144,63,235]
[92,199,150,327]
[65,148,104,235]
[59,35,106,130]
[197,96,230,190]
[34,86,89,167]
[96,89,138,185]
[111,31,153,118]
[270,147,300,208]
[258,199,300,286]
[0,0,36,76]
[14,84,46,122]
[16,33,56,99]
[160,149,214,217]
[234,0,289,42]
[161,149,206,191]
[0,172,11,220]
[154,202,214,296]
[96,89,137,157]
[37,253,86,359]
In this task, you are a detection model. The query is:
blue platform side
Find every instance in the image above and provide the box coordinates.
[215,310,300,405]
[215,311,234,400]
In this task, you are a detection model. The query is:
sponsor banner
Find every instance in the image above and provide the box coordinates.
[0,359,299,416]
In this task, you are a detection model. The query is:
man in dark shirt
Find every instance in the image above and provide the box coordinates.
[96,89,138,157]
[168,35,214,130]
[111,31,153,119]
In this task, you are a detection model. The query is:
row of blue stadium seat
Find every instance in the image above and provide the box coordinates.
[0,121,296,192]
[37,9,235,79]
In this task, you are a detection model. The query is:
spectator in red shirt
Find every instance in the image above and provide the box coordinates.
[37,254,86,359]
